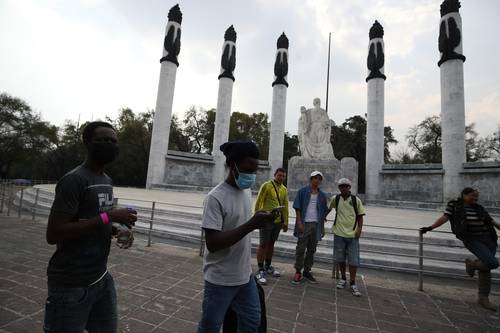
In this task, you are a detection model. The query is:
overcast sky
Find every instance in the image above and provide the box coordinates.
[1,0,499,151]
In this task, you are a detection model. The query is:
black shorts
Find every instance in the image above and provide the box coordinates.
[259,223,282,245]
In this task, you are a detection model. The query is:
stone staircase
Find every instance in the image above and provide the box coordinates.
[9,186,500,280]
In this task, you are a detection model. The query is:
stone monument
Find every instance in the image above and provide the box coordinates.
[212,25,237,185]
[146,4,182,189]
[268,32,289,176]
[365,20,386,200]
[298,98,335,159]
[287,98,358,198]
[439,0,466,201]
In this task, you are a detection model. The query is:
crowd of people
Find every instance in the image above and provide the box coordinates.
[42,121,499,333]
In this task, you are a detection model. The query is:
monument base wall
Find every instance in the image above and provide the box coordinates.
[380,164,444,203]
[155,150,271,192]
[287,156,358,200]
[376,162,500,213]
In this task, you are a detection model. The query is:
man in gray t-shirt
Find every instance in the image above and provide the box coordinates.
[198,141,276,333]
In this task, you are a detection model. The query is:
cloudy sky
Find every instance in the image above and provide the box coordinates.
[1,0,499,151]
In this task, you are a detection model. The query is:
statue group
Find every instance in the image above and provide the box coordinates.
[298,98,335,160]
[288,97,358,198]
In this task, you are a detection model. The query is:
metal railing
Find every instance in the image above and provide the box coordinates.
[2,181,499,295]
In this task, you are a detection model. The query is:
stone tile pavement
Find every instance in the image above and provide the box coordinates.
[1,216,500,332]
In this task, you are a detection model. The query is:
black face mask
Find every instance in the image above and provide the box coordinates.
[88,142,119,164]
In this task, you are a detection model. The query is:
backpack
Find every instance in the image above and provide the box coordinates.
[448,199,498,242]
[223,276,267,333]
[333,194,359,231]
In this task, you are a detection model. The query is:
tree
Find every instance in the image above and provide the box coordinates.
[406,116,442,163]
[106,108,153,187]
[466,123,491,162]
[283,132,299,170]
[0,93,58,179]
[183,106,215,154]
[330,115,397,193]
[229,112,270,159]
[404,116,493,163]
[168,114,191,152]
[485,125,500,160]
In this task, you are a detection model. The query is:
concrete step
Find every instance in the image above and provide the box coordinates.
[12,186,500,280]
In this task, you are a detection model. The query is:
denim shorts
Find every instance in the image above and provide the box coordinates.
[334,235,360,267]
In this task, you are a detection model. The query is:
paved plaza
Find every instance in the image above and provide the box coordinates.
[1,216,500,333]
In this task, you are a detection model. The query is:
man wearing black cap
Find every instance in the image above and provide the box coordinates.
[198,141,277,333]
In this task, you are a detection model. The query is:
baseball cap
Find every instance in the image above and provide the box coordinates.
[310,170,324,178]
[337,178,352,186]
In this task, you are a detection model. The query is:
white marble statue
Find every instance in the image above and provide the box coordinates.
[298,98,335,159]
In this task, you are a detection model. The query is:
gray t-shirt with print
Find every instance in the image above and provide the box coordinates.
[202,181,252,286]
[47,164,114,287]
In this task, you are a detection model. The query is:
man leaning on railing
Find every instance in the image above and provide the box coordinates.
[421,187,500,311]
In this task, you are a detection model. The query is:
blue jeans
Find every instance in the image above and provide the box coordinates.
[334,235,360,267]
[463,236,499,270]
[198,275,261,333]
[43,272,117,333]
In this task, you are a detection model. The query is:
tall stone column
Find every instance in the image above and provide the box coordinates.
[269,33,289,176]
[146,4,182,188]
[212,26,237,185]
[438,0,466,201]
[365,21,386,200]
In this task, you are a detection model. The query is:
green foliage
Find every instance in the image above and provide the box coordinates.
[107,108,153,187]
[283,132,299,170]
[0,93,58,179]
[228,112,269,159]
[330,116,397,193]
[406,116,442,163]
[169,108,269,159]
[402,115,495,163]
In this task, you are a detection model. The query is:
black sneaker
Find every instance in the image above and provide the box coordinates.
[303,271,318,284]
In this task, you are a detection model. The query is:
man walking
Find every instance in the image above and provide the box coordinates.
[198,141,276,333]
[255,168,289,285]
[44,121,137,332]
[292,171,329,284]
[421,188,500,311]
[330,178,365,297]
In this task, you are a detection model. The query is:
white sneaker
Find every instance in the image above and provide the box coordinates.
[266,266,281,278]
[350,284,362,297]
[256,270,267,285]
[336,279,347,289]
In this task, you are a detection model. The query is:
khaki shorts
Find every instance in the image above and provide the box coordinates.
[259,223,282,245]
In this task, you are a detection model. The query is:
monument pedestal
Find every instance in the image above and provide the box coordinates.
[287,156,358,200]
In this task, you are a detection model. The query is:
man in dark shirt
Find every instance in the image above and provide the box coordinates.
[421,188,500,311]
[44,121,137,332]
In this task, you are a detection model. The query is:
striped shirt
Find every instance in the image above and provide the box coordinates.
[444,202,490,236]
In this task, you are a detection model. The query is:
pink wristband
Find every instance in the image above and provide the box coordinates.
[100,212,110,225]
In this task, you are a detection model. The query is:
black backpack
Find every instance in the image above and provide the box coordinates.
[448,199,498,242]
[223,276,267,333]
[333,194,359,231]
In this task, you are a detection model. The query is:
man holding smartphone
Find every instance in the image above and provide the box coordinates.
[198,141,276,333]
[44,121,137,333]
[254,168,289,285]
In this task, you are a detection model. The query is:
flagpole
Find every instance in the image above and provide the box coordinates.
[325,32,331,114]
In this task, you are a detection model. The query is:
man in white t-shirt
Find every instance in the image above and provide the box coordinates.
[198,141,277,333]
[291,171,329,284]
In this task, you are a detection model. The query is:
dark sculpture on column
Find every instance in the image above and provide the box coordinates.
[366,20,386,82]
[218,25,237,81]
[438,0,466,66]
[272,33,289,87]
[160,4,182,66]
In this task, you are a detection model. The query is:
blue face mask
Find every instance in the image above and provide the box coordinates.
[234,165,256,190]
